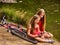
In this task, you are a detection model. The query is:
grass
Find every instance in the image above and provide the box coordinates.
[0,0,60,41]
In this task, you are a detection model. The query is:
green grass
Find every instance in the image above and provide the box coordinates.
[0,0,60,41]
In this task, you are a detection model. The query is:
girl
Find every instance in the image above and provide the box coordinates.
[35,9,53,39]
[27,16,54,43]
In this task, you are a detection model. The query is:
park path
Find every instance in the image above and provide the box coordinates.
[0,27,60,45]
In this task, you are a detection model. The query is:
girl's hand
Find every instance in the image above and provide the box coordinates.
[32,35,38,38]
[44,31,47,33]
[35,35,38,37]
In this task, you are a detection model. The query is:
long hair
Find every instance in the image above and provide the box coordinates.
[30,16,38,32]
[36,9,45,25]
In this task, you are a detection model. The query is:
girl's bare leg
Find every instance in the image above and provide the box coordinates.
[41,32,53,39]
[35,37,54,43]
[47,32,53,38]
[35,37,47,42]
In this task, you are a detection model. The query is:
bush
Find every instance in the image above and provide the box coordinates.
[0,7,28,26]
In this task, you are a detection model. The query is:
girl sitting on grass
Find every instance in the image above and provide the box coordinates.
[34,9,53,39]
[27,16,54,43]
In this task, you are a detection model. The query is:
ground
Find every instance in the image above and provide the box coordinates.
[0,27,60,45]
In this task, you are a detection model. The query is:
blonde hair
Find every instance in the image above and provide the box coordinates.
[36,9,45,15]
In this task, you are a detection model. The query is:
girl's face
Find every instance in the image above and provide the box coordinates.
[35,18,40,24]
[40,11,45,18]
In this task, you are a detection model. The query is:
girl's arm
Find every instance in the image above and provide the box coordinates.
[27,24,38,38]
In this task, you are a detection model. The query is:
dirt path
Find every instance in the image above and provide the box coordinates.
[0,27,60,45]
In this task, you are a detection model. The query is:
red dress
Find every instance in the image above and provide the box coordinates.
[38,20,44,32]
[31,27,41,35]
